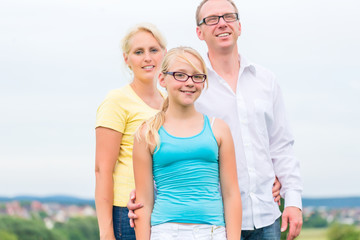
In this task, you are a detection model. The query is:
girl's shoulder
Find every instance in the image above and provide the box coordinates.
[209,117,228,131]
[210,117,232,143]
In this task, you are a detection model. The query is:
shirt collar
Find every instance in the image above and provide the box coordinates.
[204,53,257,76]
[239,54,257,75]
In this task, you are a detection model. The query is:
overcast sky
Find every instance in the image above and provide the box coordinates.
[1,0,359,199]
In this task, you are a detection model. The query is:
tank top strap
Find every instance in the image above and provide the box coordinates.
[203,114,210,129]
[203,115,218,145]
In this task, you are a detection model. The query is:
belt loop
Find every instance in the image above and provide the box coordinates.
[176,222,179,233]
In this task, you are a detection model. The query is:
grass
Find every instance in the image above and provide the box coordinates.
[296,228,327,240]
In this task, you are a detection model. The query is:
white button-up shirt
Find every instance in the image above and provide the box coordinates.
[195,54,302,230]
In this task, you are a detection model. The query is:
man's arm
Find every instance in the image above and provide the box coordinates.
[269,81,303,239]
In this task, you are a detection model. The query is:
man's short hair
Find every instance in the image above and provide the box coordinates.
[195,0,239,26]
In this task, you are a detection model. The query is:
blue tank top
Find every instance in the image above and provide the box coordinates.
[151,115,225,226]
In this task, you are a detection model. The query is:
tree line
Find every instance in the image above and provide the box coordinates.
[0,216,99,240]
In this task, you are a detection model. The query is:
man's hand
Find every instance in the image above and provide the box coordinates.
[272,177,281,205]
[126,189,143,228]
[281,206,303,240]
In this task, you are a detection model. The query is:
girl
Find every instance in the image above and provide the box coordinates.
[95,23,166,240]
[133,47,242,240]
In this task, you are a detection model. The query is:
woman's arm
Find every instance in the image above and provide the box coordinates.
[95,127,122,240]
[213,119,242,240]
[132,127,154,240]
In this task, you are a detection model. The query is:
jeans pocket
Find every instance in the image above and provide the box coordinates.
[113,206,122,239]
[212,226,227,240]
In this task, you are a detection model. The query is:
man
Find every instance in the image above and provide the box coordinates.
[129,0,302,239]
[194,0,303,239]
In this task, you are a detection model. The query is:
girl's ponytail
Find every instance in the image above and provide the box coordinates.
[136,97,168,151]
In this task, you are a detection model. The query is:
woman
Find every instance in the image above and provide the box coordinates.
[133,47,242,240]
[95,23,166,240]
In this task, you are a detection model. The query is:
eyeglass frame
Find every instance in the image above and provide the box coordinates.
[163,71,207,83]
[198,13,239,26]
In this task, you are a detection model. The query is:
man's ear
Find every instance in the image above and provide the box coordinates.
[196,26,204,40]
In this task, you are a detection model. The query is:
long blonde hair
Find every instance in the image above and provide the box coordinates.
[137,47,208,150]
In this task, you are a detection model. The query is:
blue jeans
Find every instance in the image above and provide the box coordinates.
[113,206,136,240]
[241,218,280,240]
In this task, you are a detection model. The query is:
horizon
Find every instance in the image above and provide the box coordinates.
[1,0,359,198]
[2,194,360,200]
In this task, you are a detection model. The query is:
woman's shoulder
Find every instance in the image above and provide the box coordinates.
[97,85,134,115]
[105,85,132,101]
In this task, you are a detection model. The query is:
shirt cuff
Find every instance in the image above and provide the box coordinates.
[284,190,302,210]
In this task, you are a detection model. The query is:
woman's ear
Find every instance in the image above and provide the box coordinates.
[123,53,128,64]
[123,53,132,70]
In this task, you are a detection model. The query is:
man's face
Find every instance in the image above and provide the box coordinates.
[196,0,241,52]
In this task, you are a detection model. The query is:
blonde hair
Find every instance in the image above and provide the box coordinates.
[196,0,239,26]
[121,23,167,55]
[137,47,208,150]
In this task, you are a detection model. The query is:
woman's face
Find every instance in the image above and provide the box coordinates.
[124,31,164,83]
[160,53,205,107]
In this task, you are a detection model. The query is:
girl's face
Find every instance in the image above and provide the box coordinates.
[124,31,164,83]
[160,52,205,107]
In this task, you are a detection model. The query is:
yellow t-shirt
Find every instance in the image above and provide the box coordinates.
[96,84,162,206]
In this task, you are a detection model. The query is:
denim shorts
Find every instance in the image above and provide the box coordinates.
[150,222,227,240]
[112,206,136,240]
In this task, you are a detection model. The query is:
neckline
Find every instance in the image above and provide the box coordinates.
[127,84,165,111]
[160,115,207,139]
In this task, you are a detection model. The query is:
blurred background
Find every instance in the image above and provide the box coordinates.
[1,0,359,239]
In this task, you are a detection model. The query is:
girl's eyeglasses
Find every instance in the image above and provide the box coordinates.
[163,72,207,83]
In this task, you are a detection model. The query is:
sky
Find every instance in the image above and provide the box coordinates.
[0,0,359,199]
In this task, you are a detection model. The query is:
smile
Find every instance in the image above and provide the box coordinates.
[180,90,196,94]
[216,33,230,37]
[142,65,155,69]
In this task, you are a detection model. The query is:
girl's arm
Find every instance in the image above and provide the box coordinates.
[132,127,154,240]
[213,119,242,240]
[95,127,122,240]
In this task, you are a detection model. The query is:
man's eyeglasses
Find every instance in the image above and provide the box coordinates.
[163,72,207,83]
[198,13,239,26]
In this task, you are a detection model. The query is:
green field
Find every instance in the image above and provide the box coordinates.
[297,228,327,240]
